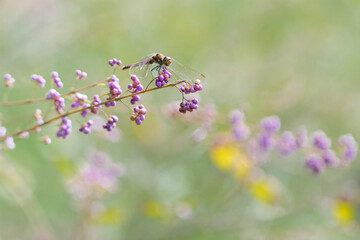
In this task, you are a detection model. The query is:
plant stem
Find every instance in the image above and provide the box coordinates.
[0,81,184,141]
[0,78,110,107]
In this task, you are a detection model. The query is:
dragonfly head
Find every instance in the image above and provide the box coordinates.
[163,56,172,66]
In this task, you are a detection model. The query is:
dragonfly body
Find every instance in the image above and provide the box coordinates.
[122,53,206,86]
[122,53,172,70]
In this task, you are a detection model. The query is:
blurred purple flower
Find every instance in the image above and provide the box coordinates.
[277,131,297,156]
[258,133,273,151]
[67,151,125,200]
[322,149,339,167]
[312,130,331,150]
[338,134,358,162]
[230,110,250,141]
[305,154,325,174]
[260,116,281,133]
[295,126,308,148]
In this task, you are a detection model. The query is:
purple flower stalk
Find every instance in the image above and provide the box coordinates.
[31,74,46,88]
[338,134,358,162]
[312,130,331,150]
[56,117,72,139]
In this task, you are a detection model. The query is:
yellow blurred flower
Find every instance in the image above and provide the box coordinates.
[93,207,123,225]
[333,199,355,225]
[210,144,251,179]
[52,156,76,178]
[249,176,281,205]
[143,201,167,219]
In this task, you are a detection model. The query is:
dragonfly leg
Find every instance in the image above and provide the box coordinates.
[145,76,157,90]
[150,65,161,78]
[145,65,162,90]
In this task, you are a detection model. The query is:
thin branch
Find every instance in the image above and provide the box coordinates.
[0,81,185,141]
[0,78,110,107]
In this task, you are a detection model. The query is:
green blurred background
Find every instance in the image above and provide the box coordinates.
[1,0,360,239]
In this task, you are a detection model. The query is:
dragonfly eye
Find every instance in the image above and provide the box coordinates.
[164,57,172,66]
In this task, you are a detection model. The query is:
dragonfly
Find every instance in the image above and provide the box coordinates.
[121,53,206,86]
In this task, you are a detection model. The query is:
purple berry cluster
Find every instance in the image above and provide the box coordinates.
[46,89,65,114]
[127,75,143,105]
[105,75,122,107]
[103,115,118,131]
[108,58,122,67]
[155,69,172,87]
[79,120,93,134]
[71,93,88,108]
[130,105,147,125]
[75,70,87,80]
[4,73,15,88]
[56,117,72,139]
[51,71,63,88]
[179,98,199,114]
[31,74,46,88]
[90,95,102,114]
[180,79,203,94]
[34,109,44,125]
[81,104,91,118]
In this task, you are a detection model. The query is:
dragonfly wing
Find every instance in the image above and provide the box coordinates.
[128,53,156,78]
[129,62,150,78]
[167,58,206,84]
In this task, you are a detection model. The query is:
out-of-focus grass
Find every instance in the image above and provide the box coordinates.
[1,0,360,239]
